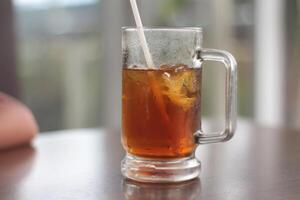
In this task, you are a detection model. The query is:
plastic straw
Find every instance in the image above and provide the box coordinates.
[128,0,169,123]
[129,0,154,68]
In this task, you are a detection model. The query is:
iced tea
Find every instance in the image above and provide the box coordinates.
[122,64,201,158]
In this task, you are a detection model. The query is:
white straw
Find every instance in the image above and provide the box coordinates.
[129,0,154,68]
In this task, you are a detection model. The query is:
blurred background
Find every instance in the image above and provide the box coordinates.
[0,0,299,132]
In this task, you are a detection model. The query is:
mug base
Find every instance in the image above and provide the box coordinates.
[121,154,201,183]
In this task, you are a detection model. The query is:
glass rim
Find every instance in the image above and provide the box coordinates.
[122,26,203,32]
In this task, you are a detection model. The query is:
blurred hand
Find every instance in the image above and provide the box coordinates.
[0,92,38,150]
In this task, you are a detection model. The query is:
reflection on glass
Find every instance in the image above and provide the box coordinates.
[123,178,201,200]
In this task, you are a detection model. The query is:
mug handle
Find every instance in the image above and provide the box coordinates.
[194,48,237,144]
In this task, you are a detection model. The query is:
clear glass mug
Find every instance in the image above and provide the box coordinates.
[121,27,237,183]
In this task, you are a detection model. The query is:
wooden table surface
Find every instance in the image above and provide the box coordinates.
[0,120,300,200]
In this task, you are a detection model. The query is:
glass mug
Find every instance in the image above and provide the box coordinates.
[121,27,237,183]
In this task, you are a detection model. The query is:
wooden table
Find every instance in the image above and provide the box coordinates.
[0,120,300,200]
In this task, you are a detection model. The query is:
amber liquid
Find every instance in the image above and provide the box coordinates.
[122,65,201,158]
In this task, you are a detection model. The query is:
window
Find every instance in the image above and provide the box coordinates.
[14,0,105,131]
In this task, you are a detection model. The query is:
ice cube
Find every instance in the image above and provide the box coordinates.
[160,67,197,110]
[124,69,149,85]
